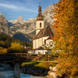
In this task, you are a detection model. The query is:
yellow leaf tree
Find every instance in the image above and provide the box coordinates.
[52,0,78,77]
[9,42,24,52]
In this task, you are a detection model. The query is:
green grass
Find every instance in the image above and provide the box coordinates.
[21,62,49,68]
[21,62,35,66]
[35,62,57,68]
[49,62,57,67]
[21,61,57,69]
[34,62,49,68]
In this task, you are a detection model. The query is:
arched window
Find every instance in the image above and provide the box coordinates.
[40,23,42,27]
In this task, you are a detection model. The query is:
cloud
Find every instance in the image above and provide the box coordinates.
[0,3,34,12]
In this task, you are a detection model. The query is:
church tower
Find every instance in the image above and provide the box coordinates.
[36,5,44,35]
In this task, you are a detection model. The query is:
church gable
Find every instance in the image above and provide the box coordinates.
[33,26,54,39]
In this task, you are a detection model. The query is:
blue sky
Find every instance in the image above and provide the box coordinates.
[0,0,59,20]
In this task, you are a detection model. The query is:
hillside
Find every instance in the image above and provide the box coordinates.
[13,32,32,42]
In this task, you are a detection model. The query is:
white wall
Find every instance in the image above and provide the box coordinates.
[33,40,36,49]
[34,50,48,54]
[33,36,49,49]
[33,38,43,49]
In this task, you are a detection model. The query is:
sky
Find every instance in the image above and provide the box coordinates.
[0,0,59,20]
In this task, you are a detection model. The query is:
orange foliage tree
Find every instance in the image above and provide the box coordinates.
[52,0,78,77]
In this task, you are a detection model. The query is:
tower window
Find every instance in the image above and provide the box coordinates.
[40,23,42,27]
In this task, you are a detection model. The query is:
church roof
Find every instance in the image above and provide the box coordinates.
[33,26,54,39]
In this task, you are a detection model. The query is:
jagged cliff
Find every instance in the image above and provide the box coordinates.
[0,14,8,34]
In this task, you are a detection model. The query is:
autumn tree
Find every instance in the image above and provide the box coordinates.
[9,42,24,53]
[0,47,7,54]
[52,0,78,77]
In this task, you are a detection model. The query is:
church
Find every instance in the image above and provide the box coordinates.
[32,5,54,54]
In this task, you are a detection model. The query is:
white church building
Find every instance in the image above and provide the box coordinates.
[32,5,54,54]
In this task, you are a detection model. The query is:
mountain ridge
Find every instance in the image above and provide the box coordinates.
[0,4,55,41]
